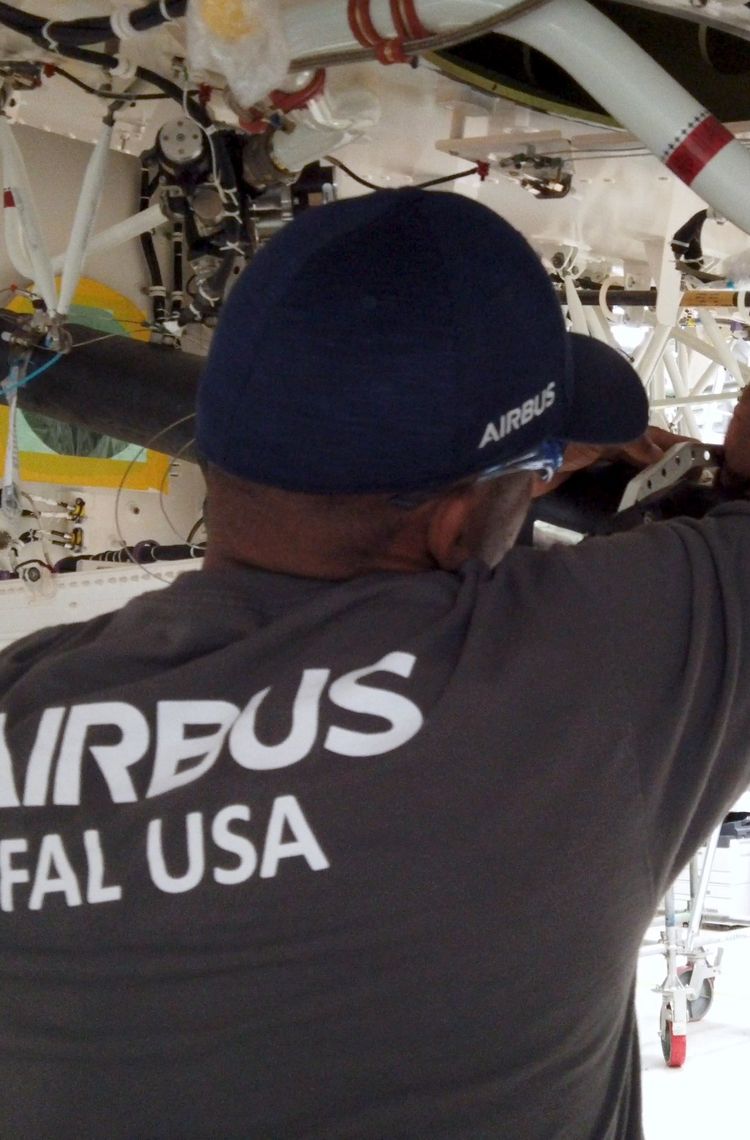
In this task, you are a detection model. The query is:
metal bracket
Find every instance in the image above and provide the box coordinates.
[617,441,718,512]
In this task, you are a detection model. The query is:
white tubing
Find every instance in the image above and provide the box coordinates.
[650,390,741,409]
[563,275,587,335]
[2,205,33,280]
[662,349,700,436]
[697,309,747,388]
[504,0,750,234]
[281,0,506,59]
[672,327,750,385]
[635,324,672,387]
[50,203,169,274]
[583,306,620,350]
[57,121,113,316]
[0,118,57,312]
[273,123,351,172]
[274,85,381,172]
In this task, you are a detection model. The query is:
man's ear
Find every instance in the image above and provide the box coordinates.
[425,490,477,570]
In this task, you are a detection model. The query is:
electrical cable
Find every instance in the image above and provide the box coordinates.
[114,411,196,584]
[24,42,199,115]
[52,65,173,100]
[139,152,165,325]
[157,436,202,543]
[2,351,62,395]
[0,0,186,48]
[326,155,483,190]
[186,516,205,545]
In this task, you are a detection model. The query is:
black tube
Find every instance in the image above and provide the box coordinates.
[171,217,184,315]
[0,323,201,459]
[554,288,658,307]
[0,1,186,47]
[671,209,708,271]
[139,155,166,325]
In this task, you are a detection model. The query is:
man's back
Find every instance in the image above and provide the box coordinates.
[2,503,749,1138]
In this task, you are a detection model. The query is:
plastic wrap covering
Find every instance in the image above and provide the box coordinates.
[186,0,290,109]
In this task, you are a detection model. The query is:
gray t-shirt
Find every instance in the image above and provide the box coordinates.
[1,503,750,1139]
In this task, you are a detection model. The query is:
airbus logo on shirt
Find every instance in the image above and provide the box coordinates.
[478,381,556,449]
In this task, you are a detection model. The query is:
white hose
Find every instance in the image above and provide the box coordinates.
[50,203,169,274]
[696,309,747,389]
[563,275,588,335]
[280,0,504,59]
[504,0,750,234]
[634,324,673,387]
[57,120,113,316]
[0,118,57,312]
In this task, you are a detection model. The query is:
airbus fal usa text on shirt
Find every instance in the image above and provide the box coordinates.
[0,651,424,912]
[0,796,329,912]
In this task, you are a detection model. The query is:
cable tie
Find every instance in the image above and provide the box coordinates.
[110,55,137,79]
[110,7,138,41]
[159,0,175,21]
[347,0,410,65]
[40,21,59,53]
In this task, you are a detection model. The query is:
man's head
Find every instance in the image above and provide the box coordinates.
[196,189,648,576]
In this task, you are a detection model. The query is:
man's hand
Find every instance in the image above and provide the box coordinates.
[532,426,695,498]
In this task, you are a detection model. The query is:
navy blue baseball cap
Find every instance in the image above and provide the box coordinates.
[196,189,648,494]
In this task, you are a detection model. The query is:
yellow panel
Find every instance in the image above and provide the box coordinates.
[0,406,171,490]
[3,278,169,489]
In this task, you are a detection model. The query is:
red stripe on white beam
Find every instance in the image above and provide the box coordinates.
[3,189,15,208]
[664,113,735,186]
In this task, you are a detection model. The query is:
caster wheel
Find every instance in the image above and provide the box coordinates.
[677,965,714,1023]
[660,1009,687,1067]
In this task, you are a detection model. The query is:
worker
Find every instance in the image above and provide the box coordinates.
[0,189,748,1140]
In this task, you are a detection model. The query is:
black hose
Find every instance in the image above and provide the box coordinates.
[171,217,184,315]
[0,0,186,47]
[0,321,200,459]
[139,152,166,324]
